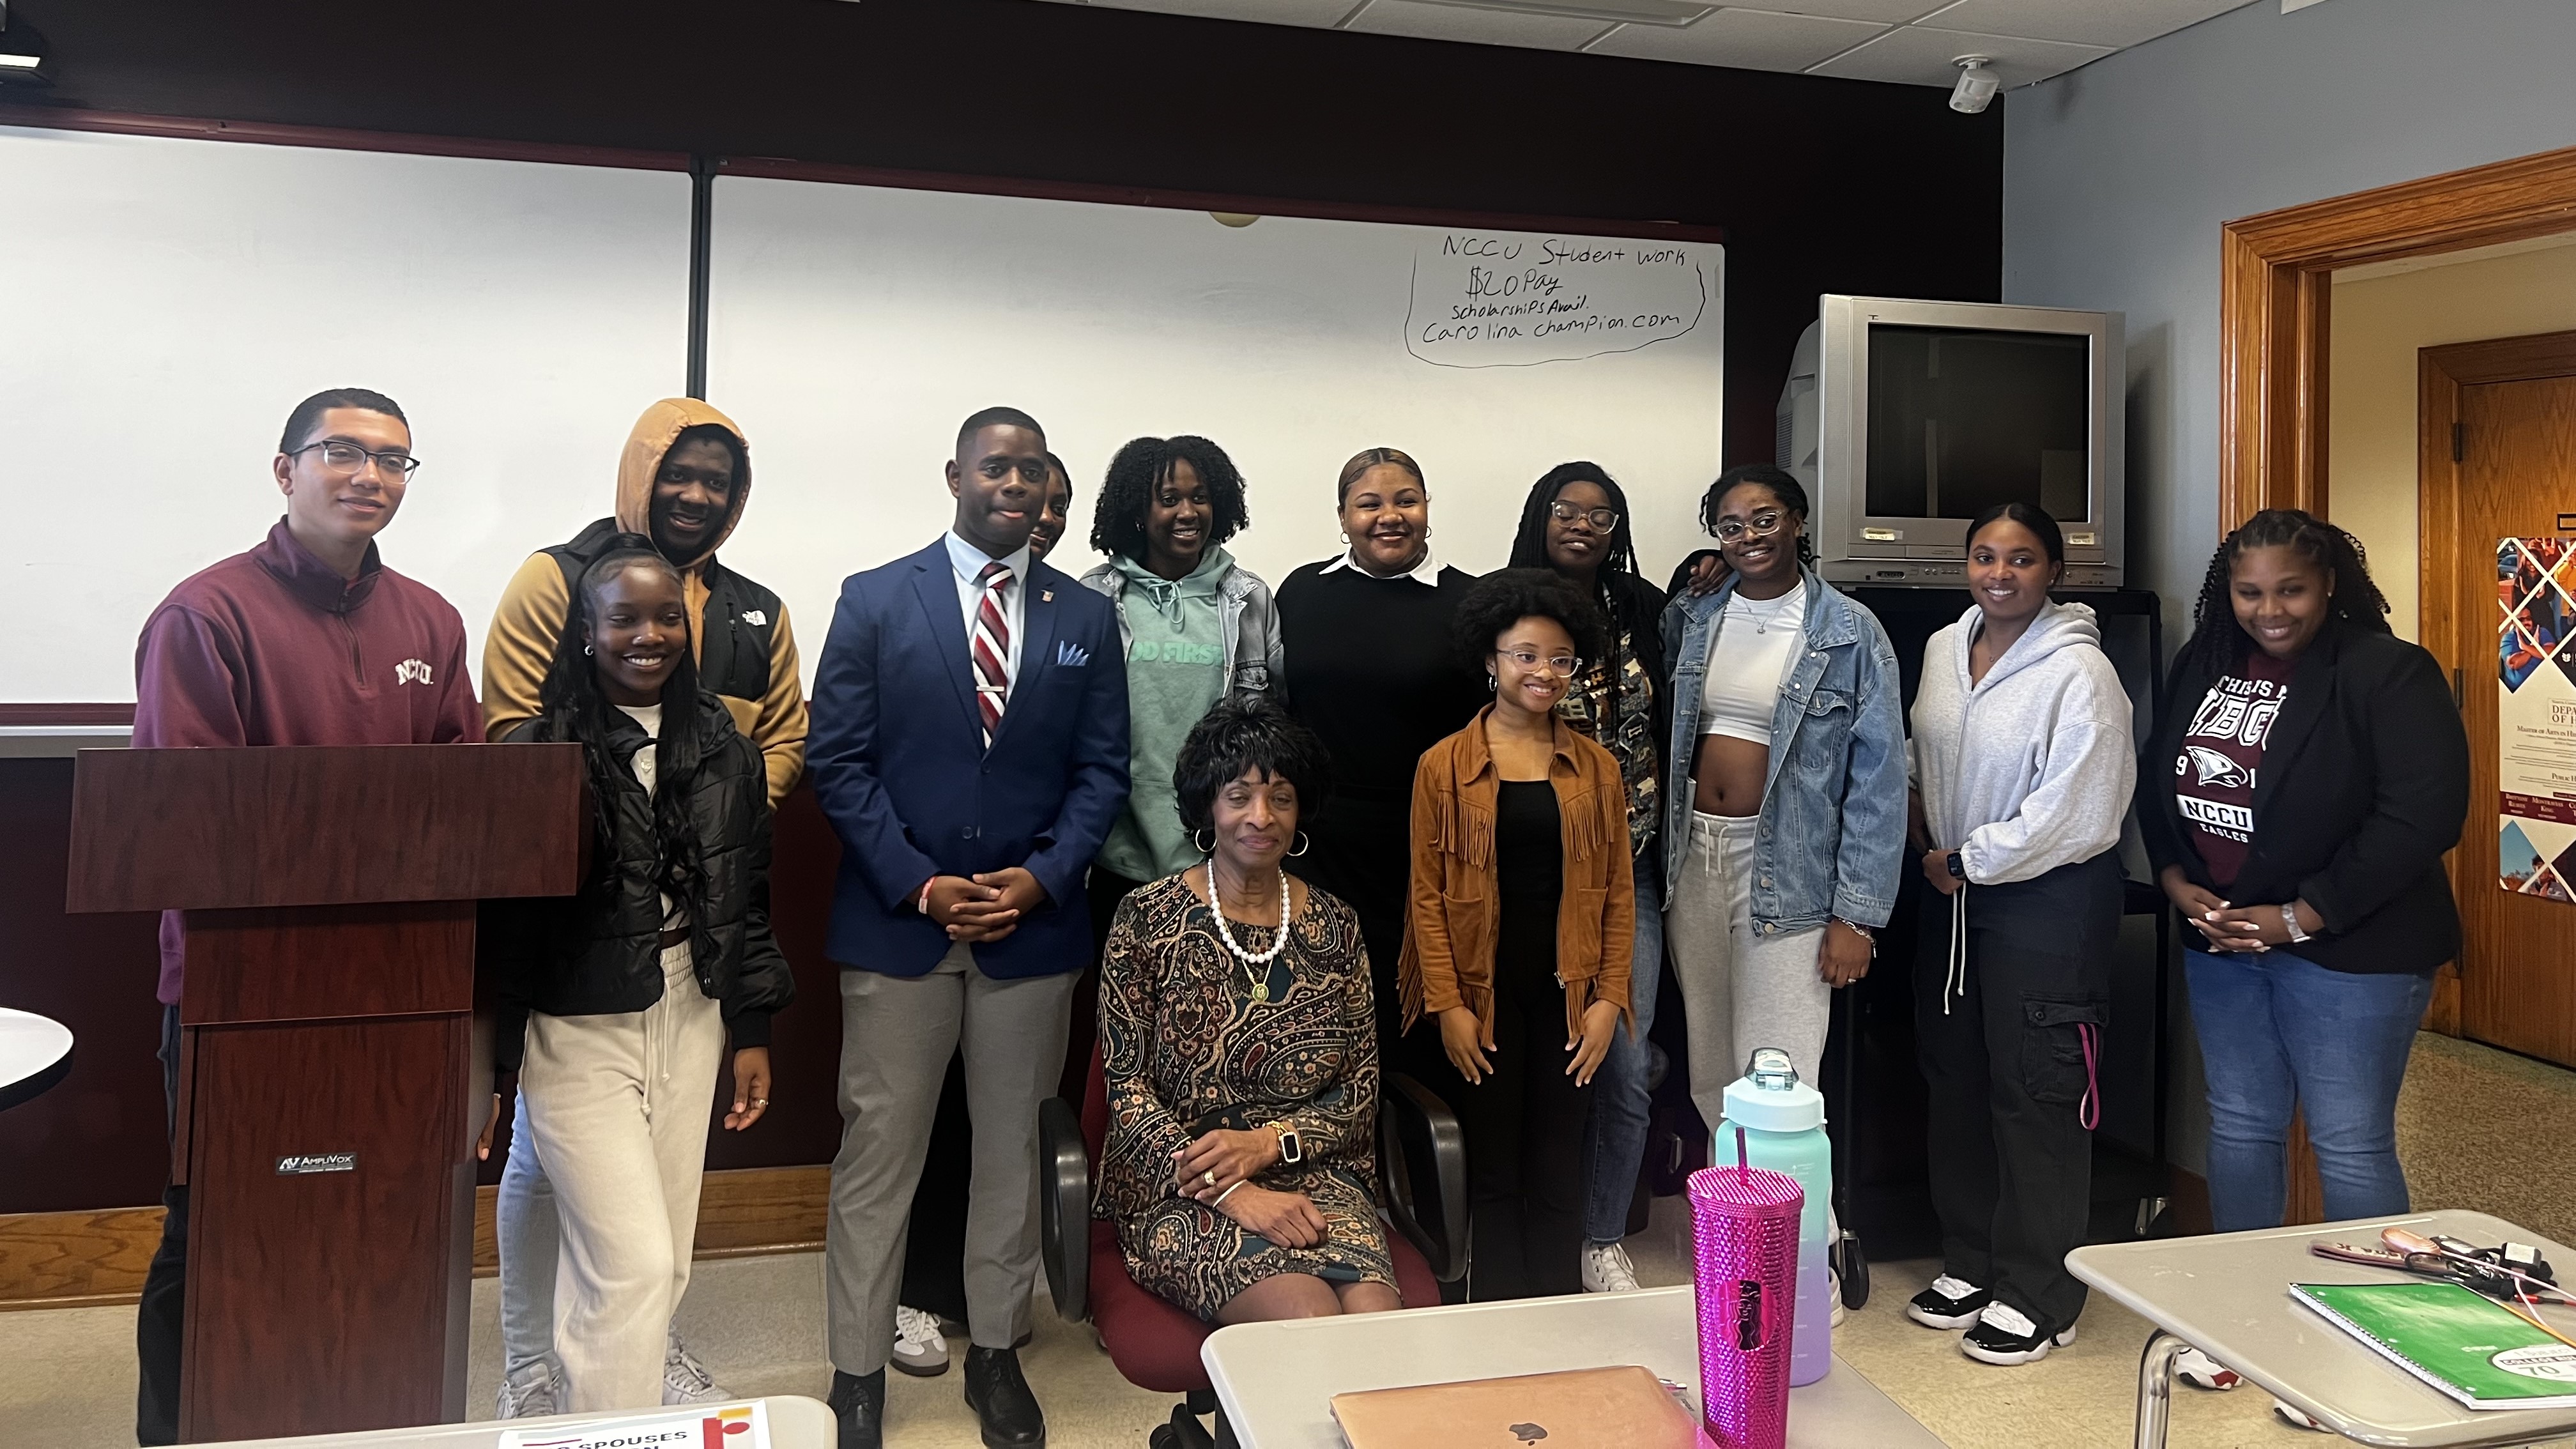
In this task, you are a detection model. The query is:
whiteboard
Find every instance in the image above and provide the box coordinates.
[705,178,1724,667]
[0,127,691,702]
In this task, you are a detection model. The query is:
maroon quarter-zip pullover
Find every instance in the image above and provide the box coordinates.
[134,518,481,1003]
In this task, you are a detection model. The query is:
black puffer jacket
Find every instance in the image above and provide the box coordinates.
[486,691,795,1070]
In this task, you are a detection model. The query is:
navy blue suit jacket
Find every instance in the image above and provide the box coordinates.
[809,539,1131,977]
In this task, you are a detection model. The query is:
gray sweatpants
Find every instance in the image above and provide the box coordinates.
[824,944,1076,1377]
[1665,810,1833,1135]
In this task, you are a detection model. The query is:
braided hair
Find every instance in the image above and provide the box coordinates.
[1701,464,1818,567]
[1508,461,1647,730]
[533,539,713,938]
[2177,508,2392,680]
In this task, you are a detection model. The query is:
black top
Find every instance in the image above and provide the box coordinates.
[2140,618,2469,975]
[484,693,796,1068]
[1494,779,1564,983]
[1275,558,1487,805]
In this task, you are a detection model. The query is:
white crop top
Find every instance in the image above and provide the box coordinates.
[1698,581,1806,746]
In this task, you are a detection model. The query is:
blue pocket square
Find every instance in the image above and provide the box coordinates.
[1055,641,1091,668]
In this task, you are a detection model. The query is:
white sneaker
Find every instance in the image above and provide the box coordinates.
[1905,1275,1989,1330]
[2273,1397,2329,1431]
[891,1303,951,1377]
[2175,1346,2241,1390]
[1581,1241,1641,1294]
[1828,1269,1846,1328]
[494,1361,562,1419]
[1958,1300,2075,1366]
[661,1327,728,1405]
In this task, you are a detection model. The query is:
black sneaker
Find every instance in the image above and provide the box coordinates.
[1905,1274,1990,1330]
[1959,1301,2075,1366]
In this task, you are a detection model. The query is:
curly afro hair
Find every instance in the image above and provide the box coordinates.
[1452,568,1608,676]
[1172,696,1334,834]
[1087,434,1250,562]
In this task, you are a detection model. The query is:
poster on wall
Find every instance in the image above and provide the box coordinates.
[2499,537,2576,903]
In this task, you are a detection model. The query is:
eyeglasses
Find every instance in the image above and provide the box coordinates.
[1549,500,1620,532]
[291,440,421,479]
[1713,510,1786,542]
[1499,649,1584,677]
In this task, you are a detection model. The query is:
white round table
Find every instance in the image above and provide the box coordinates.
[0,1007,74,1112]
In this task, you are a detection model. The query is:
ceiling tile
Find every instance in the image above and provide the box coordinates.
[1745,0,1945,22]
[1805,22,2110,84]
[1341,0,1619,49]
[1915,0,2250,47]
[1075,0,1361,24]
[1589,8,1885,72]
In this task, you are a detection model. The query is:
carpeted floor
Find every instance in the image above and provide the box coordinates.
[6,1031,2572,1448]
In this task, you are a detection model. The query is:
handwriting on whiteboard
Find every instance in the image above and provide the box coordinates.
[1406,233,1712,369]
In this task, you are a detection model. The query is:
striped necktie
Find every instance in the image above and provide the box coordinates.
[972,560,1013,746]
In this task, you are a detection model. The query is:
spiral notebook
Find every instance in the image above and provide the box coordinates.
[2292,1281,2576,1411]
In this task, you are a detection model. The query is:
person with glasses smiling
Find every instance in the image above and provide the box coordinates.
[1659,464,1903,1170]
[1503,464,1671,1296]
[1401,569,1633,1301]
[128,387,479,1446]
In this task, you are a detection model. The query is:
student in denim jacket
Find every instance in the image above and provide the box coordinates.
[1659,465,1906,1134]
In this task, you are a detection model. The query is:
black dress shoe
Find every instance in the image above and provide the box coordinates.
[828,1368,885,1449]
[962,1345,1046,1449]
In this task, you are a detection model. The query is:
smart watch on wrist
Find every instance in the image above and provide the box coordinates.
[1945,850,1966,882]
[1269,1121,1303,1165]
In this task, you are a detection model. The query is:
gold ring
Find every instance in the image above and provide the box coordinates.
[753,1099,769,1107]
[1204,1169,1218,1188]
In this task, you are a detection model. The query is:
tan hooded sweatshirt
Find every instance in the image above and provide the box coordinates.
[480,398,807,804]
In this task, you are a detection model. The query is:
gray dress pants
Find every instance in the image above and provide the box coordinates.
[824,942,1077,1376]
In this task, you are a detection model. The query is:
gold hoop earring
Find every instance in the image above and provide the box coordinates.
[1194,828,1216,855]
[1289,832,1310,857]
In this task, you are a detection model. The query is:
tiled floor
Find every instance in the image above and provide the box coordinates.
[8,1029,2574,1448]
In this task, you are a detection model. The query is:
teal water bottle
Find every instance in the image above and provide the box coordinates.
[1714,1047,1833,1386]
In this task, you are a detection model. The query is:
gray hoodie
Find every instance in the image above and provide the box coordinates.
[1908,599,2135,885]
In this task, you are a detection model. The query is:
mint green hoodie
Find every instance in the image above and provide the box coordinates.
[1098,548,1232,880]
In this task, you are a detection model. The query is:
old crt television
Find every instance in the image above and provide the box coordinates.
[1780,295,2124,588]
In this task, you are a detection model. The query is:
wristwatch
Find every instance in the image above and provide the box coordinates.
[2280,903,2312,944]
[1269,1121,1303,1165]
[1945,850,1966,882]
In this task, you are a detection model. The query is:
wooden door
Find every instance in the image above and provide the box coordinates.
[2421,330,2576,1068]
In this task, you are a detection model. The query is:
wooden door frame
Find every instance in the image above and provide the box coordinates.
[2220,147,2576,1225]
[2220,144,2576,527]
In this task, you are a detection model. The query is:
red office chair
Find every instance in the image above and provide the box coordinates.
[1039,1043,1466,1448]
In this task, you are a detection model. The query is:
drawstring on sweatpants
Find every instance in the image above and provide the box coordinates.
[1942,887,1966,1015]
[2077,1023,2102,1130]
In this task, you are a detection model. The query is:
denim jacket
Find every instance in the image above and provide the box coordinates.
[1077,552,1283,696]
[1659,565,1906,931]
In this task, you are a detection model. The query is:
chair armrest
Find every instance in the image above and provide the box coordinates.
[1379,1072,1469,1284]
[1036,1095,1089,1322]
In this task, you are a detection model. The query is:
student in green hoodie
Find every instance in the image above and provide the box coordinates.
[1077,434,1282,940]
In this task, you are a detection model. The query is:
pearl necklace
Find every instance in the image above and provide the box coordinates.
[1203,858,1291,999]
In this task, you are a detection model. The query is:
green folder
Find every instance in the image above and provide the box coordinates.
[2294,1282,2576,1411]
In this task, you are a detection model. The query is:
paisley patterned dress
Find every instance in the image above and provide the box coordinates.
[1094,871,1393,1320]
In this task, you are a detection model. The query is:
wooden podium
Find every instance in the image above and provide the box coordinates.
[66,743,586,1443]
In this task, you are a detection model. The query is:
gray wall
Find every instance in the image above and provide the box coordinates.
[2004,0,2576,643]
[2002,0,2576,1176]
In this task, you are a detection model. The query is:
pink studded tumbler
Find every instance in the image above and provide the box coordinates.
[1688,1128,1804,1449]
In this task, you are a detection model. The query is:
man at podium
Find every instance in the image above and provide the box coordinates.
[128,387,479,1446]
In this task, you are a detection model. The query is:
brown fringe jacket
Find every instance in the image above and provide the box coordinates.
[1399,706,1636,1045]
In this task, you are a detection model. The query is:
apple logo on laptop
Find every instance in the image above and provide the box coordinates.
[1509,1425,1548,1443]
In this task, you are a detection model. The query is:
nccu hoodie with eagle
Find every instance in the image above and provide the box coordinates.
[1907,598,2136,885]
[480,398,807,805]
[133,519,482,1004]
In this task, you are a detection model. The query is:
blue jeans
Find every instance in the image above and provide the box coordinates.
[497,1089,567,1382]
[2184,949,2431,1232]
[1583,857,1664,1245]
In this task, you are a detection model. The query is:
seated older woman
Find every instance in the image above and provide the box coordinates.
[1094,697,1403,1323]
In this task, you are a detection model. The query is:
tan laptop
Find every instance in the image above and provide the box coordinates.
[1330,1364,1701,1449]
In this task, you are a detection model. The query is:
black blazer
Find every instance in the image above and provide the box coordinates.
[2140,618,2468,974]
